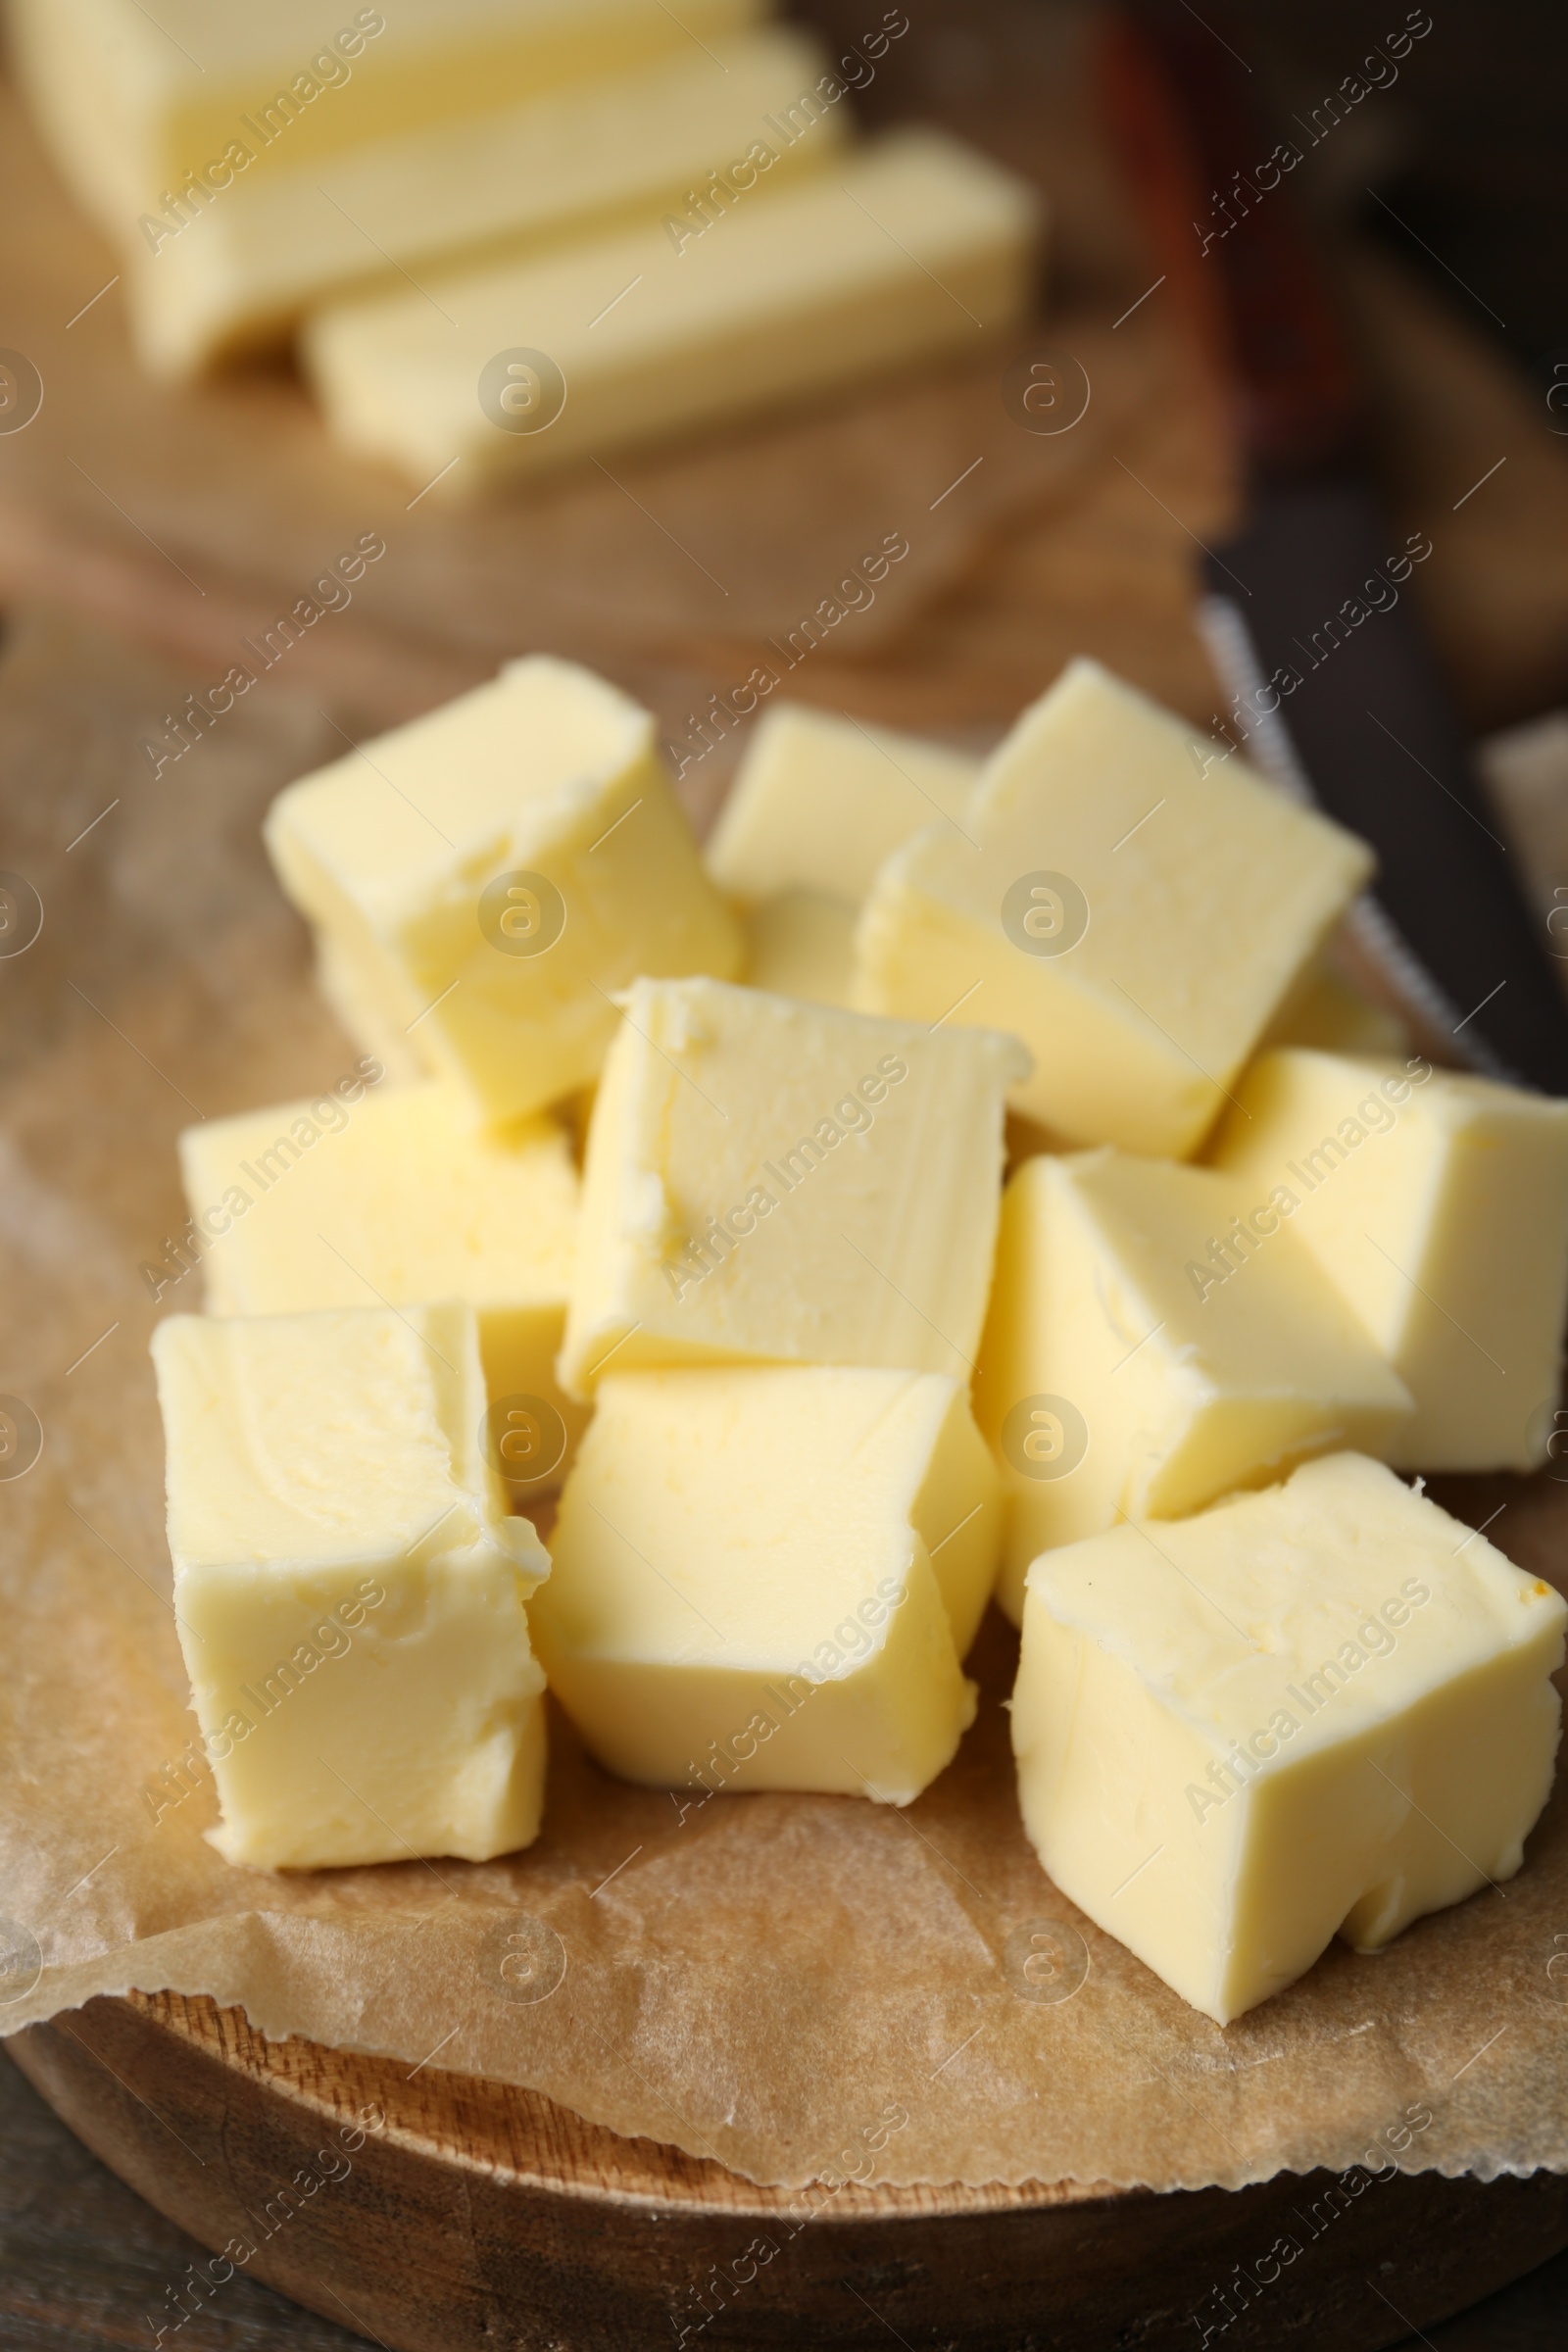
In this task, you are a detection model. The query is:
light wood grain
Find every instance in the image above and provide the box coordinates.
[11,1993,1568,2352]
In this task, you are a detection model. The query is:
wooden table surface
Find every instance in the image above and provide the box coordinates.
[0,2040,1561,2351]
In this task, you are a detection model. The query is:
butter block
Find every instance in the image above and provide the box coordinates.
[742,889,858,1007]
[1207,1048,1568,1470]
[708,703,981,905]
[532,1365,998,1802]
[1260,954,1410,1058]
[559,974,1028,1396]
[313,933,429,1085]
[974,1150,1414,1622]
[855,660,1374,1156]
[152,1302,550,1869]
[11,0,765,235]
[176,1077,584,1464]
[122,27,844,379]
[303,129,1042,489]
[264,658,742,1127]
[1013,1452,1567,2023]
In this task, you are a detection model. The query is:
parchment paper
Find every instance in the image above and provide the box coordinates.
[2,607,1567,2197]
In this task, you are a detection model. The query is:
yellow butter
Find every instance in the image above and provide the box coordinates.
[121,27,843,378]
[974,1150,1414,1622]
[151,1302,551,1870]
[1260,953,1410,1058]
[559,974,1028,1396]
[1012,1452,1567,2023]
[313,934,429,1084]
[708,702,981,905]
[742,889,858,1007]
[302,129,1042,489]
[855,660,1374,1156]
[264,657,741,1127]
[1206,1047,1568,1470]
[532,1365,998,1803]
[12,0,765,235]
[176,1077,584,1471]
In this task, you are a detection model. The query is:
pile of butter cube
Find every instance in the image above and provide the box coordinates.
[151,653,1568,2026]
[16,0,1040,489]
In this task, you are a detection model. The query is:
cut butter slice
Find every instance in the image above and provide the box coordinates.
[708,702,981,906]
[313,933,427,1085]
[264,657,741,1127]
[176,1077,584,1466]
[1259,952,1410,1058]
[11,0,766,234]
[855,659,1373,1156]
[1206,1048,1568,1470]
[122,26,844,378]
[559,974,1027,1396]
[302,129,1043,489]
[1012,1452,1567,2024]
[974,1149,1413,1621]
[532,1365,999,1803]
[152,1302,551,1871]
[742,889,858,1007]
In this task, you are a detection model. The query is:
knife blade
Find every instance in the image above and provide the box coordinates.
[1095,5,1568,1093]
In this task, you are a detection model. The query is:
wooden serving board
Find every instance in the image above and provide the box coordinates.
[9,1993,1568,2352]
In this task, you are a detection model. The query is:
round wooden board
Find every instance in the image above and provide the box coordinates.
[8,1993,1567,2352]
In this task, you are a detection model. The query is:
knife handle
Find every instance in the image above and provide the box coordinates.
[1093,6,1360,470]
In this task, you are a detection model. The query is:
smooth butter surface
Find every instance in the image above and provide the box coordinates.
[1207,1049,1568,1470]
[12,0,765,232]
[265,657,741,1125]
[125,26,842,376]
[1013,1453,1566,2024]
[177,1077,582,1437]
[559,974,1027,1396]
[708,702,981,905]
[742,888,858,1007]
[855,659,1373,1155]
[532,1365,998,1803]
[153,1302,549,1869]
[975,1150,1413,1621]
[1259,954,1409,1058]
[303,129,1042,486]
[313,934,429,1085]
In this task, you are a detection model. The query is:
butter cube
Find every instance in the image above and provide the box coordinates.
[559,975,1027,1396]
[264,658,741,1127]
[1207,1049,1568,1470]
[974,1150,1414,1623]
[152,1303,551,1870]
[303,130,1041,489]
[313,934,428,1085]
[1012,1453,1567,2023]
[720,703,982,1008]
[742,889,858,1007]
[176,1077,584,1470]
[708,703,981,905]
[121,27,843,379]
[1259,954,1409,1058]
[11,0,765,233]
[856,660,1374,1156]
[532,1366,998,1802]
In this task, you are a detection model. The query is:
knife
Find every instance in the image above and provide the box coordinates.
[1094,5,1568,1094]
